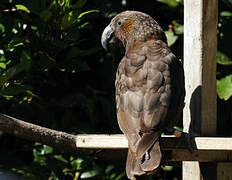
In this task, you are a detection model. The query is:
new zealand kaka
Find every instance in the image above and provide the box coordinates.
[101,11,185,180]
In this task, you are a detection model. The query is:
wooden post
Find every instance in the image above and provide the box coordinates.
[183,0,218,180]
[217,163,232,180]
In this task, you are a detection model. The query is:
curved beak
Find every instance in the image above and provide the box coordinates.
[101,24,115,51]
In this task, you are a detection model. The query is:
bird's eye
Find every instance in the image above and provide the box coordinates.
[117,21,122,26]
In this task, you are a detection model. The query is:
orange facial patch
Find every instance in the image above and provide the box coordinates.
[122,19,134,33]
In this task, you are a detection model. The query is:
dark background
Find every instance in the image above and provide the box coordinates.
[0,0,232,179]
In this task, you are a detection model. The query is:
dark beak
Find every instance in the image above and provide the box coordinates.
[101,24,115,51]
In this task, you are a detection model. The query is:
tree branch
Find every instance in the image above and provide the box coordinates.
[0,114,77,151]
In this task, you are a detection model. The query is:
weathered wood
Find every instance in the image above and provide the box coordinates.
[183,0,217,139]
[183,162,202,180]
[76,134,127,149]
[0,114,77,151]
[217,163,232,180]
[76,134,232,151]
[76,135,232,161]
[95,149,232,162]
[167,150,232,162]
[75,134,232,162]
[183,0,218,179]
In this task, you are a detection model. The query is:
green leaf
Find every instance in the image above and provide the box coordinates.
[109,173,116,179]
[217,74,232,100]
[174,126,183,132]
[0,84,32,96]
[61,11,74,30]
[49,171,59,180]
[78,10,100,22]
[80,169,101,179]
[105,164,114,174]
[33,155,47,166]
[53,155,68,163]
[165,31,178,47]
[58,0,65,7]
[21,0,46,14]
[73,0,87,9]
[71,158,84,170]
[15,4,30,13]
[31,26,38,31]
[78,22,92,29]
[33,143,43,158]
[0,76,8,86]
[157,0,179,7]
[64,0,71,8]
[163,165,174,171]
[0,62,6,69]
[217,51,232,65]
[4,51,31,81]
[8,38,25,50]
[0,24,5,33]
[174,24,183,34]
[42,145,53,154]
[220,11,232,17]
[115,172,126,180]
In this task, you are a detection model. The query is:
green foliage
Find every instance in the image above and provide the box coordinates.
[217,51,232,65]
[217,2,232,101]
[157,0,183,8]
[217,75,232,100]
[165,31,178,47]
[0,0,122,179]
[9,142,127,179]
[15,4,30,13]
[220,11,232,17]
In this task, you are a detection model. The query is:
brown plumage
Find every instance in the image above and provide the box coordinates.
[101,11,185,180]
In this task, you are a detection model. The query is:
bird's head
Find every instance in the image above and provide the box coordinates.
[101,11,166,51]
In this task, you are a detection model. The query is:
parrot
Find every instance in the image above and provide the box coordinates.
[101,11,185,180]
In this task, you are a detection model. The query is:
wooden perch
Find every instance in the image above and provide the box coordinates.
[0,114,77,151]
[1,113,232,162]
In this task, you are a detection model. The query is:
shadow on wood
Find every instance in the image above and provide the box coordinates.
[190,86,201,136]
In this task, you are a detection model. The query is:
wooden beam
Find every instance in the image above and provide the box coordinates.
[183,0,218,179]
[217,163,232,179]
[166,150,232,162]
[75,134,232,162]
[76,134,127,149]
[94,149,232,163]
[76,134,232,151]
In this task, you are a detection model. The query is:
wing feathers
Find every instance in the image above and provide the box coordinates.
[115,40,185,179]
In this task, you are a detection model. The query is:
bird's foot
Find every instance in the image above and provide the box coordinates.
[182,132,196,154]
[167,127,196,154]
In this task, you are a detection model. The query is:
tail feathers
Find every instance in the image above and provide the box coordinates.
[140,141,161,172]
[136,132,160,158]
[126,149,144,180]
[126,140,161,179]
